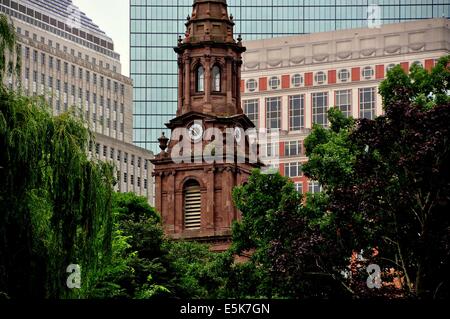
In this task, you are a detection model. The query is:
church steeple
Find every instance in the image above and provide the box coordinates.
[151,0,260,247]
[185,0,235,44]
[175,0,245,117]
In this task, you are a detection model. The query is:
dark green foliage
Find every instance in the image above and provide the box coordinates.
[84,192,228,299]
[82,192,169,299]
[230,170,351,298]
[305,56,450,299]
[2,11,448,299]
[0,14,20,84]
[0,89,114,298]
[229,56,450,300]
[165,240,230,298]
[303,108,357,192]
[337,57,450,298]
[379,56,450,110]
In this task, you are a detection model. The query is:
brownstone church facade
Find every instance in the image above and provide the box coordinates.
[151,0,261,247]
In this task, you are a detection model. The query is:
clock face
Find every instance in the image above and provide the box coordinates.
[188,123,203,142]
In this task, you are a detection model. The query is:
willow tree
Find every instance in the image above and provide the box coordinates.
[0,13,20,84]
[0,86,114,299]
[0,14,114,299]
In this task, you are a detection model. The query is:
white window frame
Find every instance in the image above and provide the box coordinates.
[338,69,350,82]
[335,89,352,118]
[266,97,281,130]
[386,63,397,73]
[359,87,376,120]
[246,79,257,92]
[269,76,280,90]
[308,181,322,193]
[291,74,303,87]
[244,99,259,128]
[284,140,302,157]
[362,66,374,80]
[312,92,328,127]
[314,71,327,85]
[289,94,305,131]
[284,162,302,178]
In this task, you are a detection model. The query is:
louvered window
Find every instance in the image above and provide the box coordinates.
[184,181,201,230]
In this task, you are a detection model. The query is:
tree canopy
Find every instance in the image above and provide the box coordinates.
[1,11,449,299]
[0,89,115,298]
[0,14,20,84]
[229,56,450,299]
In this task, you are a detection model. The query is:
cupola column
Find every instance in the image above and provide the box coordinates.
[226,56,233,112]
[204,55,212,112]
[184,53,191,113]
[177,58,183,115]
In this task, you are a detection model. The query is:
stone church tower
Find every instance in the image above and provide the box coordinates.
[151,0,260,247]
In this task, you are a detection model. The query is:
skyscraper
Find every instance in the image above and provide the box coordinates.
[2,0,154,204]
[130,0,450,152]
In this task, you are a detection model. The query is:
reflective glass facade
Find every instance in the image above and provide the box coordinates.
[130,0,450,152]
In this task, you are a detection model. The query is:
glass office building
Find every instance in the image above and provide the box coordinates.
[130,0,450,152]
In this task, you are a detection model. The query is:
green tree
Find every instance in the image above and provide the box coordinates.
[0,14,20,84]
[229,170,351,298]
[0,89,114,298]
[165,240,230,298]
[83,192,170,299]
[229,57,450,300]
[84,192,229,299]
[1,16,114,299]
[305,56,450,299]
[303,107,357,192]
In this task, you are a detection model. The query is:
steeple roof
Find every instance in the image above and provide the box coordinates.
[183,0,236,45]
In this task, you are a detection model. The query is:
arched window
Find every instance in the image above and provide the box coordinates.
[212,65,221,92]
[362,66,374,80]
[184,180,201,229]
[314,71,327,85]
[386,63,397,73]
[196,65,204,92]
[269,76,280,89]
[338,69,350,82]
[246,79,257,92]
[291,74,303,87]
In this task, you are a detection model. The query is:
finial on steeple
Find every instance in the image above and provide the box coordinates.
[230,14,233,21]
[158,132,169,153]
[237,34,242,43]
[178,35,183,46]
[186,14,191,21]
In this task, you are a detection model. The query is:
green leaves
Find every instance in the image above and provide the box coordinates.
[0,89,114,298]
[227,57,450,299]
[331,55,450,298]
[303,107,357,191]
[229,169,350,298]
[0,14,18,84]
[231,170,295,252]
[379,64,414,109]
[379,56,450,112]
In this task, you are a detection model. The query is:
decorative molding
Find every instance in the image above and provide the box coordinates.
[290,57,305,65]
[336,51,352,60]
[361,48,376,57]
[313,54,329,62]
[409,43,425,52]
[242,19,450,71]
[385,45,401,54]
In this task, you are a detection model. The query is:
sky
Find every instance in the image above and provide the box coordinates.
[72,0,130,76]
